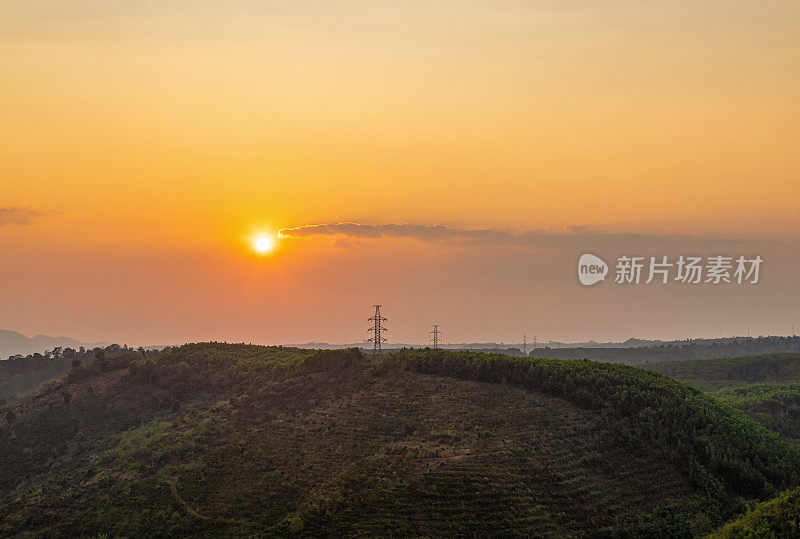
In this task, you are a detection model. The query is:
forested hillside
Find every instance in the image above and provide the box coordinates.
[712,382,800,444]
[708,486,800,538]
[1,345,798,536]
[531,337,800,365]
[0,346,131,402]
[0,355,70,403]
[645,353,800,391]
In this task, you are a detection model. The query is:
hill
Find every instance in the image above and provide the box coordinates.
[0,329,108,361]
[0,346,116,402]
[644,353,800,391]
[1,344,798,536]
[712,382,800,444]
[708,486,800,538]
[0,355,71,403]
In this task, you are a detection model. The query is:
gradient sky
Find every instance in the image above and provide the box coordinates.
[2,1,799,346]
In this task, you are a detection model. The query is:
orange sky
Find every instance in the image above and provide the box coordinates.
[1,1,799,346]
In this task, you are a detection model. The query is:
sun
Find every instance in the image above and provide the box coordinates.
[253,235,273,254]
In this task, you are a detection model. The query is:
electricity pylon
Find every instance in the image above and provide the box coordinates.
[430,325,441,349]
[367,305,387,358]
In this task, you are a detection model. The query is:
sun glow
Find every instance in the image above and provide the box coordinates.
[253,235,273,254]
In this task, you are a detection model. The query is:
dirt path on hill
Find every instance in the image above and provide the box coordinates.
[169,476,209,520]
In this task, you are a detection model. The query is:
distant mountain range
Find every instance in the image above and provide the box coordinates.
[288,340,663,351]
[0,329,109,360]
[290,336,781,352]
[4,328,793,363]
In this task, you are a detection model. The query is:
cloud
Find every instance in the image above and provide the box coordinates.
[331,237,357,250]
[281,222,513,245]
[279,222,749,251]
[0,206,50,227]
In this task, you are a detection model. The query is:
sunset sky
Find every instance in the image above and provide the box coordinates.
[2,1,799,346]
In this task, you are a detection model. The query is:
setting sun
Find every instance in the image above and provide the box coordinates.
[253,235,273,254]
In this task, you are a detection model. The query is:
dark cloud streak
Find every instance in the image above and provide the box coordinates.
[0,206,51,227]
[279,222,750,251]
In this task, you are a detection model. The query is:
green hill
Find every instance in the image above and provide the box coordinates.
[529,337,800,365]
[645,353,800,391]
[1,344,799,536]
[0,355,71,402]
[712,382,800,444]
[708,486,800,538]
[644,352,800,453]
[0,346,121,402]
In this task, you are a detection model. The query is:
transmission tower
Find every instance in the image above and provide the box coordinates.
[522,333,527,355]
[367,305,387,358]
[430,325,442,349]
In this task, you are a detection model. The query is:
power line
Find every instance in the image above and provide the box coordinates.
[389,317,428,344]
[390,311,430,345]
[330,316,372,345]
[430,325,442,349]
[367,305,387,359]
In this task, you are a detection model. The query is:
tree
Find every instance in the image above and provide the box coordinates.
[94,350,108,371]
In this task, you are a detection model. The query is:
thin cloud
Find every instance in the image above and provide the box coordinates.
[278,222,749,250]
[280,222,511,244]
[331,237,357,251]
[0,206,51,227]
